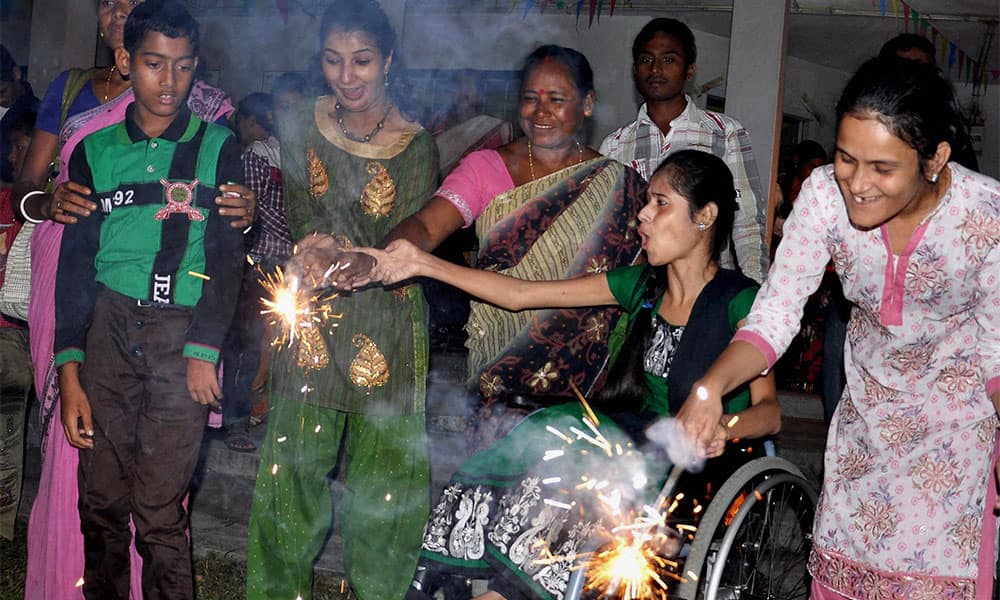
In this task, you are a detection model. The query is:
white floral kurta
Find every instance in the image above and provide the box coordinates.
[734,163,1000,599]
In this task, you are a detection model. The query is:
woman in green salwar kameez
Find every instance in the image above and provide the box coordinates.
[245,1,437,598]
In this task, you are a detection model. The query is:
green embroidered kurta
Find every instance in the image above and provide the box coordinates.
[276,97,438,415]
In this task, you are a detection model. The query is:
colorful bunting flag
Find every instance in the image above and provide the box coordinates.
[948,42,956,73]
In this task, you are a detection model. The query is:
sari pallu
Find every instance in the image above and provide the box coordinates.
[465,158,645,448]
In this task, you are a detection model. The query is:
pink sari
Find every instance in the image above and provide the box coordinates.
[24,82,232,600]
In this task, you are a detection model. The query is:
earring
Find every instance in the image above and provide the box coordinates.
[697,222,707,231]
[929,172,939,183]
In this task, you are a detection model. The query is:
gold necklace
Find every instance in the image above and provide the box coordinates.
[527,139,584,181]
[103,65,116,103]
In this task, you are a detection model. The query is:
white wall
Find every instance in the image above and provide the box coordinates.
[973,86,999,179]
[2,19,32,71]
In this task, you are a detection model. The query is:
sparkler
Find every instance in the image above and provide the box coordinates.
[544,384,718,599]
[258,264,341,371]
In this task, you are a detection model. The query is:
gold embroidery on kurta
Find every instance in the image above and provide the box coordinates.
[360,161,396,218]
[349,333,389,389]
[307,148,329,198]
[296,325,330,371]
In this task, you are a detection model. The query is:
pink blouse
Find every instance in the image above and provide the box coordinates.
[436,149,514,227]
[736,163,1000,598]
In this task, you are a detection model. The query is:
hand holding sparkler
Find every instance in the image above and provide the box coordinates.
[284,233,344,290]
[675,383,723,456]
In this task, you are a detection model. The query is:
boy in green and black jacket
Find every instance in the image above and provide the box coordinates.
[52,1,243,596]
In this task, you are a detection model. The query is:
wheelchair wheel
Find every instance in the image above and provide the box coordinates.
[674,457,815,600]
[703,471,817,599]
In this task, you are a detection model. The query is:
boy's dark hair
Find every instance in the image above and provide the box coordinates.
[879,33,936,66]
[520,45,595,98]
[837,56,957,173]
[8,108,37,137]
[271,72,309,97]
[123,0,200,57]
[632,18,697,67]
[591,150,736,420]
[238,92,275,134]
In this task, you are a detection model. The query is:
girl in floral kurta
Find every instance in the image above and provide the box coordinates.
[677,57,1000,599]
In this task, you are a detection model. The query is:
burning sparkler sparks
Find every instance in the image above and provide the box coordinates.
[258,264,341,371]
[530,383,726,599]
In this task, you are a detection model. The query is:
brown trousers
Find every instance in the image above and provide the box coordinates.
[77,290,208,600]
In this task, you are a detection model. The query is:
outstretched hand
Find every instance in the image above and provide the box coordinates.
[355,239,426,286]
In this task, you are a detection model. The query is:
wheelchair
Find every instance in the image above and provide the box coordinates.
[565,455,818,600]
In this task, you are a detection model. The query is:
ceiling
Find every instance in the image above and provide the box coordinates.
[623,0,999,79]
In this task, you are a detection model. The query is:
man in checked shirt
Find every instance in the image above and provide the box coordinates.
[222,92,293,450]
[600,18,769,283]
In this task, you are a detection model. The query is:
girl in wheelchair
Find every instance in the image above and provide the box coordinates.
[362,149,781,600]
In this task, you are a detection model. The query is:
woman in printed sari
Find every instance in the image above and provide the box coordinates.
[310,45,647,453]
[244,1,437,598]
[10,2,253,597]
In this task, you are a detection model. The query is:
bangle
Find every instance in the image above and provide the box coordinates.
[19,190,47,224]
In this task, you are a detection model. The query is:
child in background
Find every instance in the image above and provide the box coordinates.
[222,92,292,448]
[53,1,244,596]
[0,108,35,541]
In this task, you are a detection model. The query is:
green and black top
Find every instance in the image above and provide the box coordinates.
[54,105,245,366]
[606,265,759,416]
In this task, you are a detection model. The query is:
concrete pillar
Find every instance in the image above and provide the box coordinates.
[724,0,790,239]
[26,0,99,93]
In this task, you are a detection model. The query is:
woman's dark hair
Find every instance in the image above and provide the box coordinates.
[631,18,697,67]
[590,150,737,421]
[878,33,936,66]
[123,0,200,56]
[836,56,959,173]
[318,0,418,118]
[237,92,275,134]
[652,150,737,263]
[520,45,595,98]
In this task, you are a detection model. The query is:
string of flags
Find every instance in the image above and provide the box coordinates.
[521,0,618,28]
[883,0,997,85]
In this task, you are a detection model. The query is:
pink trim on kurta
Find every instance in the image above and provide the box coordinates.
[731,329,778,370]
[878,220,930,327]
[975,433,999,600]
[809,580,854,600]
[986,375,1000,398]
[809,546,977,599]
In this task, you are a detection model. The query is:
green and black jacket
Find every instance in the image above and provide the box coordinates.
[54,105,245,366]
